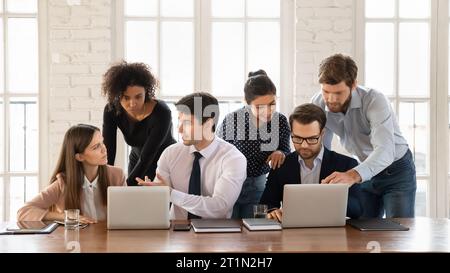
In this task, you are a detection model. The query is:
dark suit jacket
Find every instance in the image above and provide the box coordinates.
[259,147,363,218]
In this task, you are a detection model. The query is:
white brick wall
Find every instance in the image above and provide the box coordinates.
[295,0,354,104]
[48,0,112,169]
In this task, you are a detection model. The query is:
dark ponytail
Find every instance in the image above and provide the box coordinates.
[244,69,276,104]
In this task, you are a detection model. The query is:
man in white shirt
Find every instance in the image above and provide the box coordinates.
[137,92,247,219]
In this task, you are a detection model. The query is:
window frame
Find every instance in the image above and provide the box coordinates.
[0,0,46,221]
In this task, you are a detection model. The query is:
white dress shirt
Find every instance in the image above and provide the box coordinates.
[298,145,324,184]
[156,137,247,220]
[81,176,106,221]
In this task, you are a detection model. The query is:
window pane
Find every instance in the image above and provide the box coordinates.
[125,21,158,70]
[398,23,429,97]
[399,0,430,19]
[161,0,193,17]
[9,176,38,221]
[7,0,37,13]
[10,98,37,172]
[0,19,3,93]
[212,23,245,96]
[247,0,280,18]
[0,98,3,172]
[125,0,157,17]
[218,101,244,126]
[365,23,394,95]
[25,101,38,171]
[248,22,280,92]
[415,179,428,217]
[212,0,244,18]
[365,0,394,18]
[7,18,38,93]
[10,100,25,172]
[25,176,38,202]
[399,102,429,175]
[160,22,194,96]
[10,176,24,221]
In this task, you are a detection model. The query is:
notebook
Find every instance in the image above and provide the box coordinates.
[242,218,282,231]
[0,221,59,235]
[347,218,409,231]
[190,219,241,233]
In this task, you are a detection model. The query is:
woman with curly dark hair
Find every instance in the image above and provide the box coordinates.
[102,61,176,186]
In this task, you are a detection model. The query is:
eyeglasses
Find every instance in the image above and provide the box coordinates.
[291,135,320,145]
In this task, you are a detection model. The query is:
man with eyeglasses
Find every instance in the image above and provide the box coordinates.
[260,103,363,221]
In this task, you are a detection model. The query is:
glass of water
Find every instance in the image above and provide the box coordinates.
[64,209,80,229]
[253,204,268,218]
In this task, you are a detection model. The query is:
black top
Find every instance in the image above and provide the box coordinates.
[102,100,176,186]
[259,148,363,219]
[217,107,291,177]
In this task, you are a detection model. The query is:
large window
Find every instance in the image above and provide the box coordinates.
[357,0,450,217]
[117,0,293,169]
[0,0,39,221]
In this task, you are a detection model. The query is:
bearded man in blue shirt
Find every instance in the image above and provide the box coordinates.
[311,53,416,218]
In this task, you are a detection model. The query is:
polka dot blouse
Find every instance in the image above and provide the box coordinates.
[217,106,291,178]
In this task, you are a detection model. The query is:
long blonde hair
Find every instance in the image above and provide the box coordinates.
[50,124,108,210]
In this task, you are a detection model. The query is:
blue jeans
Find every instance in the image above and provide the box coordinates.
[232,175,266,219]
[360,149,417,218]
[347,184,363,219]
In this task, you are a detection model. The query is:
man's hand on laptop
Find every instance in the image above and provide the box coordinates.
[136,173,168,187]
[267,208,282,222]
[321,169,361,185]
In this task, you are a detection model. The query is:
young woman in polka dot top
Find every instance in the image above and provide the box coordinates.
[217,70,291,219]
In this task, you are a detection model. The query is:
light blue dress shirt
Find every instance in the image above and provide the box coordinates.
[311,86,409,182]
[298,145,324,184]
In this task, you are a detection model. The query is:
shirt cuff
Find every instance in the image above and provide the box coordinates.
[353,164,373,182]
[170,189,186,207]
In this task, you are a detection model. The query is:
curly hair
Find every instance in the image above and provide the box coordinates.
[101,61,158,115]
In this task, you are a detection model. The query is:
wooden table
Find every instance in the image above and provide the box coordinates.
[1,217,449,253]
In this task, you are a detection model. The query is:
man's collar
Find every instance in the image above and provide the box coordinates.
[189,136,218,159]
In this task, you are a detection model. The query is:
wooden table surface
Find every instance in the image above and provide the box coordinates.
[1,217,449,253]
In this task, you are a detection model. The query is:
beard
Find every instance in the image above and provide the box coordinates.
[297,147,321,161]
[326,93,352,113]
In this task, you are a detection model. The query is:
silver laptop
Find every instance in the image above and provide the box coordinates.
[282,184,348,228]
[107,186,170,229]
